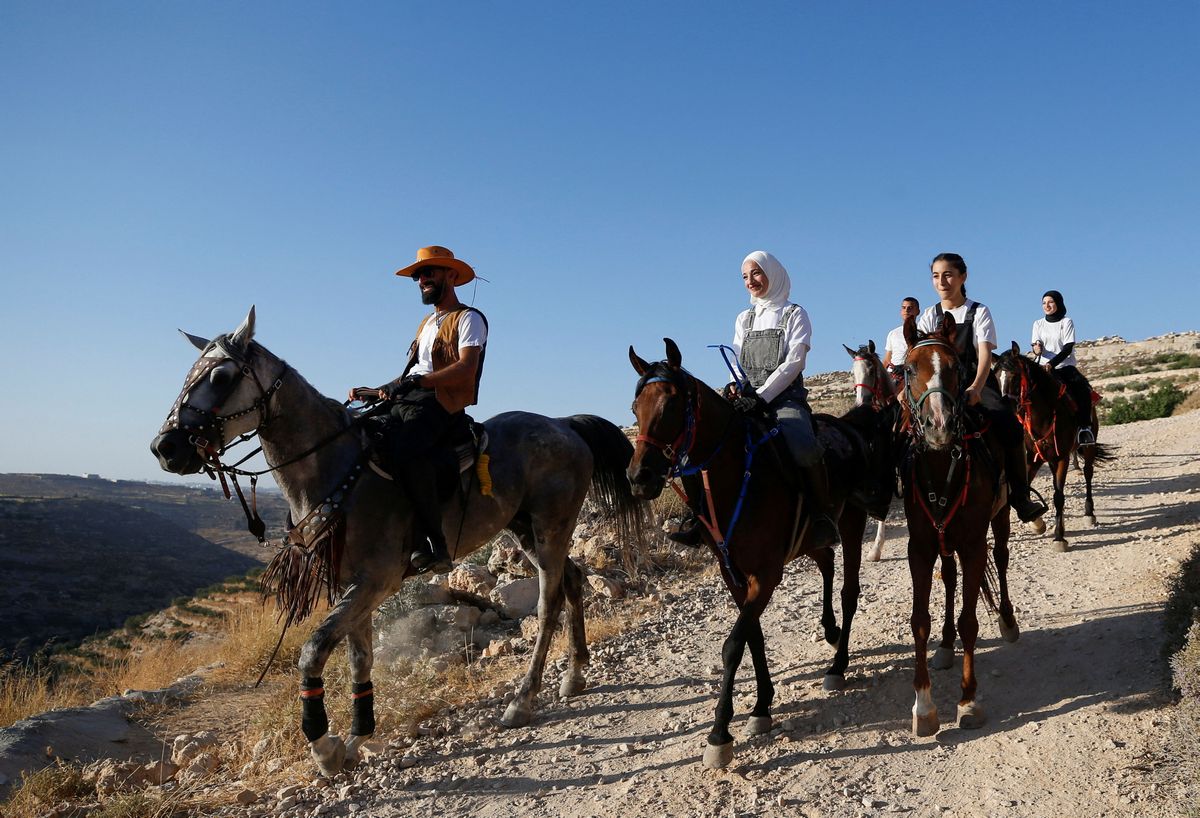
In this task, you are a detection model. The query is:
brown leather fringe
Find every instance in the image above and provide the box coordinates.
[260,520,345,623]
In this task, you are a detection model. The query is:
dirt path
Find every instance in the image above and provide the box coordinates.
[242,411,1199,818]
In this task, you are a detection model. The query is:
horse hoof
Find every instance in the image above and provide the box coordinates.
[345,733,373,767]
[310,733,346,777]
[500,699,532,728]
[931,646,955,670]
[912,711,940,737]
[702,741,734,769]
[997,615,1020,644]
[957,702,986,729]
[1053,539,1069,553]
[746,716,773,736]
[867,548,882,563]
[824,627,841,647]
[1085,515,1098,528]
[559,672,586,698]
[822,673,846,692]
[1031,518,1046,535]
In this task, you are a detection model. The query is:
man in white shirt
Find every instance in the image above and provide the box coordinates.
[883,297,920,384]
[350,245,488,574]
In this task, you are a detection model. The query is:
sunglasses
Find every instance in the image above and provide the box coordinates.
[411,267,444,281]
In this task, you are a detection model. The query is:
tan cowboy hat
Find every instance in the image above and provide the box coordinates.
[394,245,476,285]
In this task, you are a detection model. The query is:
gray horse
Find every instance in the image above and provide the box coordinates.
[150,308,647,775]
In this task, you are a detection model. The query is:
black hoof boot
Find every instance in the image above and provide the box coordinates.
[666,515,703,547]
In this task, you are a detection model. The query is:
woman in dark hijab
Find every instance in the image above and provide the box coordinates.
[1031,290,1095,445]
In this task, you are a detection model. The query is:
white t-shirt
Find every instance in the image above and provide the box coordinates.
[732,302,811,404]
[1031,317,1077,368]
[916,300,998,351]
[884,325,908,366]
[409,309,488,376]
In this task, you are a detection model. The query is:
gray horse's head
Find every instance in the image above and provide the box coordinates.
[150,306,277,474]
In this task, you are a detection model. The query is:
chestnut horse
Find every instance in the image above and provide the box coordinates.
[899,315,1020,736]
[993,343,1114,551]
[627,339,893,768]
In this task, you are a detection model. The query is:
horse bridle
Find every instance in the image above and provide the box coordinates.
[632,371,701,472]
[160,336,288,457]
[903,338,964,444]
[854,355,892,409]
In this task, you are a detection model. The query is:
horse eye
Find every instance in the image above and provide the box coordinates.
[210,366,234,388]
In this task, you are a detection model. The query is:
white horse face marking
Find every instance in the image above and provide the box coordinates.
[923,351,952,447]
[997,369,1011,399]
[852,357,872,407]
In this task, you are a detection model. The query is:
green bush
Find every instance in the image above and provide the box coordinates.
[1104,383,1187,425]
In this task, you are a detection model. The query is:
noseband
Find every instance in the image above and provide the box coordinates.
[854,355,891,409]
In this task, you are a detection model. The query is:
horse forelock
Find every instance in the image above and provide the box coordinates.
[634,362,692,398]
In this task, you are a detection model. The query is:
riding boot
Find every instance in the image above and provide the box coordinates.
[666,512,703,547]
[396,457,453,575]
[1004,437,1048,523]
[800,462,841,548]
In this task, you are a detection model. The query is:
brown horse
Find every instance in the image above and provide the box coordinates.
[844,340,898,561]
[627,339,892,768]
[899,315,1021,736]
[993,343,1114,551]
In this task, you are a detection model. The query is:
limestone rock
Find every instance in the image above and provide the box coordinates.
[447,564,498,597]
[586,574,625,600]
[487,541,536,578]
[489,577,540,619]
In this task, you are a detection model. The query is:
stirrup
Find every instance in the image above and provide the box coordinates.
[1013,489,1048,523]
[409,539,453,575]
[1077,427,1095,447]
[665,514,703,547]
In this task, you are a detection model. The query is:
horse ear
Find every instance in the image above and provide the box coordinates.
[1011,341,1020,356]
[868,339,876,354]
[940,312,958,345]
[903,316,919,349]
[629,346,650,376]
[991,351,1001,365]
[843,344,857,359]
[663,338,682,369]
[230,305,256,349]
[179,330,210,351]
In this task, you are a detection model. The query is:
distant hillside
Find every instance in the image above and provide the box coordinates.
[0,474,291,658]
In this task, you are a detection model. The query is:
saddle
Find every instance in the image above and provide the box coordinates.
[365,414,491,499]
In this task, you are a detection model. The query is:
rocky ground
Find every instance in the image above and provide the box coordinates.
[209,391,1199,817]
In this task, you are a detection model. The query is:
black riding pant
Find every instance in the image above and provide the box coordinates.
[1054,365,1093,428]
[385,389,455,547]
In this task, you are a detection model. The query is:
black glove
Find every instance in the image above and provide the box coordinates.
[732,386,767,415]
[380,376,421,401]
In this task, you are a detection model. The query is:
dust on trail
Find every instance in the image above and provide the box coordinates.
[249,411,1199,818]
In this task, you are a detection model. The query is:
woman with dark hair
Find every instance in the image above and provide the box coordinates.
[912,252,1047,523]
[1031,290,1095,446]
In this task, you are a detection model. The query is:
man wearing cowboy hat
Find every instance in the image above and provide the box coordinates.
[350,245,488,574]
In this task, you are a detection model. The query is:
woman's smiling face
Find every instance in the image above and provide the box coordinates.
[742,260,768,298]
[931,258,965,302]
[1042,295,1057,315]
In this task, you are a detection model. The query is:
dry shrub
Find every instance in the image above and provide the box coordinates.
[0,760,92,816]
[1172,387,1200,417]
[0,660,69,729]
[1170,622,1200,813]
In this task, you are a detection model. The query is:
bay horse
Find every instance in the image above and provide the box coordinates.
[899,314,1021,736]
[150,308,647,776]
[844,340,897,561]
[627,339,892,769]
[993,343,1114,551]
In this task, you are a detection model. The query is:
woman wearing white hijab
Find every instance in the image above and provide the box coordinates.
[731,250,840,548]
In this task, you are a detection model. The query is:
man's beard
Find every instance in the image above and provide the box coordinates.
[421,282,445,305]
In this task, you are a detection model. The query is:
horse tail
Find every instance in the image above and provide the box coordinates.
[1090,442,1117,463]
[564,414,653,563]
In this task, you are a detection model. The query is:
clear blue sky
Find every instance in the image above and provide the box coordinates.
[1,2,1196,482]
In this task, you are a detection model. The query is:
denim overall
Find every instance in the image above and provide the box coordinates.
[740,305,821,467]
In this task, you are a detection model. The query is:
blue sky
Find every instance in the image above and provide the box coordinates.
[1,2,1196,482]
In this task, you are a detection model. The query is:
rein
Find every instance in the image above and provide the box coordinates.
[1011,359,1068,463]
[908,421,991,557]
[902,339,964,445]
[854,355,894,410]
